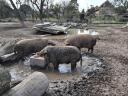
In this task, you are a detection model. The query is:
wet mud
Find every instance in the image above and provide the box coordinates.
[1,54,103,82]
[0,22,127,95]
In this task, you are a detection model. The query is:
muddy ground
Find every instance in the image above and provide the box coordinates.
[0,22,128,96]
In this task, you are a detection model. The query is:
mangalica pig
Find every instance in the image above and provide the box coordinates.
[37,46,82,72]
[65,34,99,53]
[14,38,55,58]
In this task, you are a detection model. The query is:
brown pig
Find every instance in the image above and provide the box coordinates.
[65,34,99,53]
[14,38,55,58]
[36,46,82,72]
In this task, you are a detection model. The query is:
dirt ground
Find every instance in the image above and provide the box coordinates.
[0,22,128,96]
[44,25,128,96]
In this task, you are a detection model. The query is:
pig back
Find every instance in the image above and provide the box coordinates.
[44,46,81,64]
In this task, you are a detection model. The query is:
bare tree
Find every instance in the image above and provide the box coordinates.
[61,0,69,18]
[30,0,45,22]
[24,0,30,5]
[51,3,62,22]
[0,0,13,19]
[45,0,54,19]
[112,0,128,8]
[9,0,25,26]
[16,0,21,8]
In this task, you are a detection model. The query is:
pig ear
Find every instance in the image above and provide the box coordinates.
[43,50,47,54]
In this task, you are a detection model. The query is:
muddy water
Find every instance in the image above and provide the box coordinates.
[4,55,103,82]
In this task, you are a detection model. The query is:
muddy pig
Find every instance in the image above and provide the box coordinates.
[14,38,55,58]
[65,34,99,53]
[37,46,82,72]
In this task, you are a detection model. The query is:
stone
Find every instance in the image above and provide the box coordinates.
[30,55,46,68]
[2,72,49,96]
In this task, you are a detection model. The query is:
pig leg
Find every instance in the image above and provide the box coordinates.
[88,48,91,53]
[43,59,50,70]
[54,63,59,71]
[43,63,49,69]
[71,62,77,72]
[91,47,94,53]
[88,47,93,53]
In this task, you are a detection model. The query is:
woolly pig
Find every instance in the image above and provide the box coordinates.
[37,46,82,72]
[65,35,99,53]
[14,38,55,58]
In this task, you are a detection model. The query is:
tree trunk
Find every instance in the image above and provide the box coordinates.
[39,0,43,22]
[9,0,25,27]
[39,0,45,22]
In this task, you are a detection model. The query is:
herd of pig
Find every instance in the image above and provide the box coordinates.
[14,34,99,72]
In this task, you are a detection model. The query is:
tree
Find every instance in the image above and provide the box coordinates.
[16,0,22,8]
[19,4,32,19]
[115,6,127,15]
[66,0,79,21]
[80,9,85,22]
[110,0,128,14]
[9,0,25,26]
[0,0,13,19]
[86,5,96,17]
[51,4,62,21]
[61,0,69,18]
[45,0,54,18]
[86,5,97,23]
[112,0,128,8]
[30,0,46,21]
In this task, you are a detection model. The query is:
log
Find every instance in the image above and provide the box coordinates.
[0,53,19,63]
[1,53,16,62]
[0,38,19,56]
[2,72,49,96]
[33,23,71,35]
[43,25,70,34]
[0,68,11,95]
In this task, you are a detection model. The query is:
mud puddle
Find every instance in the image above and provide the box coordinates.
[46,29,99,39]
[4,55,103,82]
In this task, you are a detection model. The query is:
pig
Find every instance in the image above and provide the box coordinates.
[65,34,99,53]
[14,38,55,58]
[36,46,82,72]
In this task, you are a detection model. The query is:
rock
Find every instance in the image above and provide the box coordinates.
[30,55,46,68]
[0,68,11,95]
[2,72,49,96]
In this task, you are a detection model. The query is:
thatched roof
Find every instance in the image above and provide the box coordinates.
[100,0,114,8]
[94,0,116,16]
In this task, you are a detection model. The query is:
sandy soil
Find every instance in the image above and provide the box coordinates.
[0,22,128,96]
